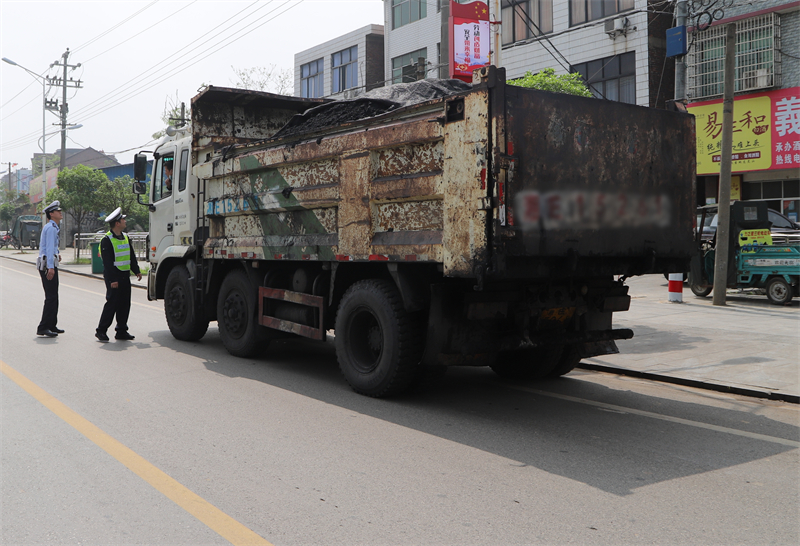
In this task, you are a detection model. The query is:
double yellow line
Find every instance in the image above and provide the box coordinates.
[1,360,272,546]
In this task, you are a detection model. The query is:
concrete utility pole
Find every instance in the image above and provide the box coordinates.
[712,23,737,306]
[674,0,688,101]
[50,49,83,172]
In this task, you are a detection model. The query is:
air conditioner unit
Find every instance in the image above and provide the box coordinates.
[742,69,772,91]
[605,17,629,37]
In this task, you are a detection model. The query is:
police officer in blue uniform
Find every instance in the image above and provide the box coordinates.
[95,208,142,342]
[36,200,63,337]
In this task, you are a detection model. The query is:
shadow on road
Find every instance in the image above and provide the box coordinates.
[146,328,799,497]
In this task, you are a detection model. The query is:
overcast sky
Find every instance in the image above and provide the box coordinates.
[0,0,385,174]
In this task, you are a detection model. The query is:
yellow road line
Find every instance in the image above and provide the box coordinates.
[0,360,273,546]
[0,265,160,310]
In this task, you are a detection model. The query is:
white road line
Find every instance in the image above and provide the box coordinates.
[509,385,800,448]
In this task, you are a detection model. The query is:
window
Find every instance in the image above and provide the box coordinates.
[332,46,358,94]
[687,13,780,101]
[153,155,174,202]
[392,48,427,84]
[572,52,636,104]
[392,0,426,30]
[301,58,324,98]
[502,0,553,45]
[178,149,189,192]
[570,0,634,26]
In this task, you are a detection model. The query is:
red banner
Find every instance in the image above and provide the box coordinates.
[449,1,490,82]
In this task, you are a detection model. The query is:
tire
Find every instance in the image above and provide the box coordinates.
[164,265,209,341]
[766,277,793,305]
[335,279,423,397]
[11,239,20,250]
[491,344,563,380]
[691,281,712,298]
[217,270,265,357]
[546,344,582,378]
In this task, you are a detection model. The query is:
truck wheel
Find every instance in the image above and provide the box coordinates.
[690,281,712,297]
[546,344,582,378]
[164,266,209,341]
[491,345,563,380]
[766,277,793,305]
[217,270,264,357]
[335,279,422,397]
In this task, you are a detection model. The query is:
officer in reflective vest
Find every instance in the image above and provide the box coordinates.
[95,207,142,342]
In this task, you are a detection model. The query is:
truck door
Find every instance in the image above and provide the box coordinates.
[172,147,196,246]
[150,150,175,265]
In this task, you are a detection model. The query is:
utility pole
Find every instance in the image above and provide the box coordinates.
[674,0,688,102]
[50,49,83,172]
[712,23,737,306]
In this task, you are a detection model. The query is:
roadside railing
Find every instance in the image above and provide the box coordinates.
[73,231,148,262]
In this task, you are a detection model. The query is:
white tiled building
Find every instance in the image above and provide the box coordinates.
[294,24,385,99]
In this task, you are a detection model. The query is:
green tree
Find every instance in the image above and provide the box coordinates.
[32,154,61,177]
[0,189,31,231]
[95,175,149,231]
[53,164,108,236]
[508,68,592,97]
[231,65,292,94]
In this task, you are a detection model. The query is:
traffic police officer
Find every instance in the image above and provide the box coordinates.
[36,200,63,337]
[95,207,142,342]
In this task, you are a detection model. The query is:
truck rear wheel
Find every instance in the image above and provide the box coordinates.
[766,277,793,305]
[491,345,563,380]
[164,266,208,341]
[335,279,422,397]
[217,270,265,357]
[546,344,582,378]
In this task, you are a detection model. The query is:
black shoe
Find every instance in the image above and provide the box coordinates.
[115,332,135,341]
[53,328,65,334]
[95,331,109,342]
[37,329,58,338]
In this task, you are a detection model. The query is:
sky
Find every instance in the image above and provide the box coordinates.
[0,0,386,175]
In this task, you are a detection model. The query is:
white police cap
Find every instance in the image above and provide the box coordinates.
[44,200,62,213]
[105,207,126,223]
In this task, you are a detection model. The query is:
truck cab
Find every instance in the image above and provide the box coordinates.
[141,130,198,299]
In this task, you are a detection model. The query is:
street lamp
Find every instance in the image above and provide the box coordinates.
[2,57,48,206]
[38,124,83,150]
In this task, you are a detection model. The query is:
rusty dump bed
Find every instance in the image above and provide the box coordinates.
[193,68,695,281]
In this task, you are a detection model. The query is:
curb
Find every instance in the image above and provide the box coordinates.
[578,363,799,404]
[0,254,147,290]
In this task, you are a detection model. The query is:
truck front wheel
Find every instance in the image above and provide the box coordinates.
[164,266,209,341]
[217,270,265,357]
[335,279,422,397]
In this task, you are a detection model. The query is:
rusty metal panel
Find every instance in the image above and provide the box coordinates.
[440,90,491,277]
[500,85,696,261]
[374,141,443,179]
[373,199,443,233]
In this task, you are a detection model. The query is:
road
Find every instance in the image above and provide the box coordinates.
[1,258,798,545]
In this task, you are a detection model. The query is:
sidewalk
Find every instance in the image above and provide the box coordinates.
[1,248,147,289]
[2,249,797,402]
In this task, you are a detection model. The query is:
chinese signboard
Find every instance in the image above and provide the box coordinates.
[449,1,490,83]
[688,87,800,175]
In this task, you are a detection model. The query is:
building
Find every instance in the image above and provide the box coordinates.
[294,24,385,99]
[685,0,800,219]
[28,147,120,204]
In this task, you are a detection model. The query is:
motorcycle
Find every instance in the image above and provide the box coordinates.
[0,233,22,250]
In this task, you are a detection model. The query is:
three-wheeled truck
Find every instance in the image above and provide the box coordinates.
[690,201,800,304]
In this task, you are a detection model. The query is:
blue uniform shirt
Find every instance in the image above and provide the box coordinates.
[38,220,60,269]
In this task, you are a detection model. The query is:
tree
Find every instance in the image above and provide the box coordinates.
[95,175,149,231]
[32,154,61,177]
[0,189,31,231]
[53,164,108,236]
[231,65,292,95]
[151,91,189,140]
[508,68,592,97]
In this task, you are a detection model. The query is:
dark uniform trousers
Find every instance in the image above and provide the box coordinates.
[97,275,132,334]
[37,268,59,333]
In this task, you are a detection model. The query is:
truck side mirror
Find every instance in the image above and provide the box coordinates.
[133,153,148,181]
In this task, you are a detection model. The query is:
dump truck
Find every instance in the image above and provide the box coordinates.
[133,66,696,397]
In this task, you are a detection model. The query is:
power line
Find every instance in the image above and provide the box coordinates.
[73,0,161,54]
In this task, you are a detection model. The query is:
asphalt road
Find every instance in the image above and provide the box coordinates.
[1,259,798,545]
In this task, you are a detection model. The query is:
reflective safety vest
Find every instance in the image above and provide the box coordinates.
[106,231,131,271]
